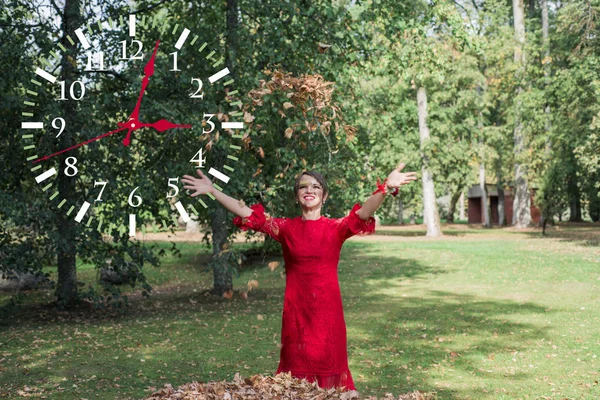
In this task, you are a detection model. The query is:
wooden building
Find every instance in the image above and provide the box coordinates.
[467,184,541,225]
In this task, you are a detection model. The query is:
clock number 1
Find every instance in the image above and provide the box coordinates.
[170,52,180,72]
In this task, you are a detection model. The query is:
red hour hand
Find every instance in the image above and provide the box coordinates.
[141,119,192,132]
[128,40,160,123]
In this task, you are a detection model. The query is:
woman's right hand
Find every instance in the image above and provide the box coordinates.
[182,169,214,197]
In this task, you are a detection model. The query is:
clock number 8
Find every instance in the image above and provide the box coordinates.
[64,157,78,177]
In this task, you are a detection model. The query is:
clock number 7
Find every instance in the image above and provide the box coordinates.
[94,181,108,202]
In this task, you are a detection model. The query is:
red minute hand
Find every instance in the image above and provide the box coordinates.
[128,40,160,123]
[32,126,129,163]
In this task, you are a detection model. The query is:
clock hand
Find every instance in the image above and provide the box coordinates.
[127,40,160,123]
[118,119,192,146]
[32,125,129,164]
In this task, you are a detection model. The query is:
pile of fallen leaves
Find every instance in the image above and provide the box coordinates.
[144,373,435,400]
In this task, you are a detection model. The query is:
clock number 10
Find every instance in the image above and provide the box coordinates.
[57,81,85,101]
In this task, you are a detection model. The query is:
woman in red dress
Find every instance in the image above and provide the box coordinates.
[182,164,417,391]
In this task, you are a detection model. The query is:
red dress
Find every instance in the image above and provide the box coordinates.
[233,203,375,390]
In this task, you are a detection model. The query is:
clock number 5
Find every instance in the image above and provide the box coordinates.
[166,178,179,198]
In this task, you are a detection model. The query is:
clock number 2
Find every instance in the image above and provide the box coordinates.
[120,40,143,60]
[190,78,204,99]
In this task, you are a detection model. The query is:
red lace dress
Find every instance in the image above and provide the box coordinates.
[233,203,375,390]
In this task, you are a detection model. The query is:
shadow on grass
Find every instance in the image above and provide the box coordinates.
[507,223,600,248]
[338,253,550,399]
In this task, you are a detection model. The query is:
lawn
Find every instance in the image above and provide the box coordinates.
[1,224,599,399]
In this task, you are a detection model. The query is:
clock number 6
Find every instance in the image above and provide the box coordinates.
[166,178,179,199]
[128,186,142,207]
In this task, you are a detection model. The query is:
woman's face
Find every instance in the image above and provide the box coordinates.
[296,174,327,209]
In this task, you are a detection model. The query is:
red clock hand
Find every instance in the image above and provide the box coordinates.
[128,40,160,123]
[140,119,192,132]
[32,125,129,163]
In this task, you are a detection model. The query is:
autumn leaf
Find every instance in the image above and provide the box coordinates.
[247,280,259,291]
[222,290,233,300]
[283,102,294,109]
[284,128,293,138]
[268,261,280,271]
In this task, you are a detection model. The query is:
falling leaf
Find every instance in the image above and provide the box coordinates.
[247,280,259,291]
[268,261,280,271]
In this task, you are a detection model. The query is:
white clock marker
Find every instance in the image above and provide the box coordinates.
[208,68,230,83]
[208,168,230,184]
[221,122,244,129]
[174,28,190,50]
[74,28,91,49]
[22,122,43,129]
[34,67,56,83]
[174,201,190,223]
[129,14,136,37]
[129,214,136,237]
[35,168,57,184]
[74,201,91,223]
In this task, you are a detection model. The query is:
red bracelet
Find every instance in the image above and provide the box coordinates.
[372,178,399,197]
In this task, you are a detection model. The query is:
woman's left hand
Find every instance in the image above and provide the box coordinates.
[386,163,418,188]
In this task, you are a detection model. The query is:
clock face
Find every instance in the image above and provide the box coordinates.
[23,13,244,237]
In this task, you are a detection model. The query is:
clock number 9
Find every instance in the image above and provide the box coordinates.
[120,40,143,60]
[166,178,179,199]
[128,186,142,207]
[52,117,66,138]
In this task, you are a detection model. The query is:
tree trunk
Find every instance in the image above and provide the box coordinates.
[568,176,582,222]
[480,163,491,227]
[397,196,404,225]
[459,192,465,221]
[417,87,442,237]
[55,0,82,308]
[541,0,552,155]
[207,0,239,295]
[410,213,416,225]
[497,183,506,226]
[512,0,531,228]
[447,190,461,224]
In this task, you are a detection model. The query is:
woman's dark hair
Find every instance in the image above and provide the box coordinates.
[293,170,328,198]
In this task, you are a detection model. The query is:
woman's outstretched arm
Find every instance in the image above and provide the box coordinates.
[181,170,253,218]
[355,163,418,221]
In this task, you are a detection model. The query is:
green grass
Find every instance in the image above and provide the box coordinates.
[1,225,599,399]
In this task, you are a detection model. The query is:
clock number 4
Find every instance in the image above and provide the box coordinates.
[120,40,143,60]
[190,148,206,168]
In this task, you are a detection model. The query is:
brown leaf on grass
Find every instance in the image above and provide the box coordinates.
[268,261,280,271]
[283,102,294,109]
[244,112,255,123]
[258,147,265,158]
[222,290,233,300]
[284,128,293,138]
[247,280,259,291]
[252,168,262,177]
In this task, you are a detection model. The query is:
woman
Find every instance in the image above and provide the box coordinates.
[181,163,417,390]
